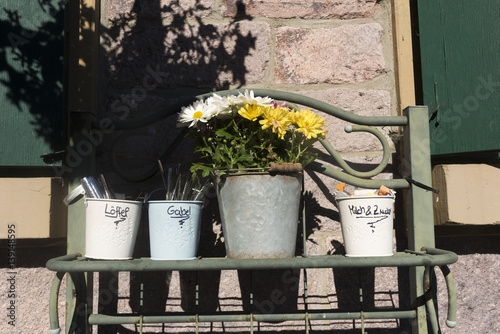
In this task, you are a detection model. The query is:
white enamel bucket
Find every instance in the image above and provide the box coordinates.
[85,198,142,260]
[336,194,395,257]
[148,200,203,260]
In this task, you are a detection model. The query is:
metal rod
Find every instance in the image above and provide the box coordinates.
[47,250,458,273]
[49,272,66,333]
[157,160,168,190]
[111,89,407,132]
[88,310,417,325]
[196,271,199,334]
[438,264,457,328]
[361,311,365,334]
[424,266,440,334]
[81,177,100,198]
[305,312,309,334]
[88,176,104,198]
[320,124,391,179]
[167,168,173,200]
[306,161,410,190]
[98,174,115,199]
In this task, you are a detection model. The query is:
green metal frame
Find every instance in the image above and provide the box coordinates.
[48,248,457,332]
[47,90,458,334]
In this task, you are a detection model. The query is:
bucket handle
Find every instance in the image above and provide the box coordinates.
[144,188,167,203]
[63,185,85,206]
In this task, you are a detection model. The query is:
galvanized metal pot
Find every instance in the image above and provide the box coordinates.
[216,172,302,259]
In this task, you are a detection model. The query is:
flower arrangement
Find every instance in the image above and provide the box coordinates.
[177,90,328,176]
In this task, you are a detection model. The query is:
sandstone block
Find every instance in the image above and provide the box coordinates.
[221,0,379,19]
[107,0,213,21]
[299,88,392,153]
[106,21,270,89]
[275,24,385,84]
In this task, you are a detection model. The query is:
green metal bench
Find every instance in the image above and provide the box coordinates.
[47,89,458,333]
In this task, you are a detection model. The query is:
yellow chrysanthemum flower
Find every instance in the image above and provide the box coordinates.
[238,104,264,121]
[293,109,328,139]
[259,105,293,139]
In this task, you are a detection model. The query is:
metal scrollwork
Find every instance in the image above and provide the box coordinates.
[108,89,409,187]
[321,124,391,179]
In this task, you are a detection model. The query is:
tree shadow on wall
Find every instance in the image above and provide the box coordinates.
[96,1,261,333]
[0,0,65,166]
[98,0,259,189]
[102,0,255,92]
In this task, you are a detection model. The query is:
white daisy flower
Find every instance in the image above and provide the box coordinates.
[206,93,233,118]
[177,100,217,128]
[232,90,273,107]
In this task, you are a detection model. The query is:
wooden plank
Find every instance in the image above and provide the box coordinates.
[0,0,65,166]
[0,177,67,238]
[417,0,500,155]
[392,0,416,113]
[432,164,500,225]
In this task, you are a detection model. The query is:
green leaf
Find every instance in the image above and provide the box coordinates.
[195,146,213,154]
[236,153,254,162]
[212,148,222,164]
[190,163,214,178]
[215,129,234,139]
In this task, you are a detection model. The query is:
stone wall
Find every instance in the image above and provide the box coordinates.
[8,1,500,334]
[91,1,405,333]
[98,0,395,185]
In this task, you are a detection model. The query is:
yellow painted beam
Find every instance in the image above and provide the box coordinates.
[392,0,416,113]
[0,178,67,238]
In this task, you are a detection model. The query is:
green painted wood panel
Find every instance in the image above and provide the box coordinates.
[0,0,65,166]
[417,0,500,156]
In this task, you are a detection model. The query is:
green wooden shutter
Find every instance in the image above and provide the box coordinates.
[416,0,500,156]
[0,0,65,167]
